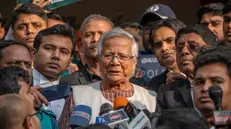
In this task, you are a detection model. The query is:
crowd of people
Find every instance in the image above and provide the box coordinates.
[1,0,231,129]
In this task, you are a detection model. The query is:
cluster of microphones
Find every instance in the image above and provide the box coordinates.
[69,97,159,129]
[68,85,231,129]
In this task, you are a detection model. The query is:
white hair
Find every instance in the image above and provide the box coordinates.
[80,14,114,34]
[97,27,139,57]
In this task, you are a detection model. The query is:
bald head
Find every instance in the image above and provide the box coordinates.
[0,94,32,129]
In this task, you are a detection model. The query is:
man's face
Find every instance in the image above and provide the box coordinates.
[193,63,231,116]
[152,26,177,68]
[18,80,34,106]
[142,21,155,52]
[176,33,207,76]
[223,12,231,42]
[81,20,112,59]
[34,35,72,80]
[99,36,137,83]
[0,45,32,79]
[13,14,47,48]
[200,13,224,42]
[47,18,65,28]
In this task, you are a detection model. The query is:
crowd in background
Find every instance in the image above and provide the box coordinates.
[1,0,231,129]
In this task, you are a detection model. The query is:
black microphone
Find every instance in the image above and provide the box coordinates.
[209,85,223,111]
[99,103,114,116]
[124,102,140,121]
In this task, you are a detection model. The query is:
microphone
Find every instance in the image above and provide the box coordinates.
[127,110,152,129]
[113,97,152,129]
[69,105,92,128]
[209,85,231,127]
[209,85,223,111]
[114,97,129,110]
[96,102,129,128]
[96,103,113,125]
[101,108,129,129]
[99,103,114,116]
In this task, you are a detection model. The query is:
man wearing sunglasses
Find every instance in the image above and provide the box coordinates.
[0,66,58,129]
[0,94,41,129]
[157,24,217,113]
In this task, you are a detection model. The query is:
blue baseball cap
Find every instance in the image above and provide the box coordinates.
[140,4,176,25]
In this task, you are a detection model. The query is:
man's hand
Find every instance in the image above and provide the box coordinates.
[15,0,51,13]
[66,63,79,74]
[166,71,187,84]
[32,0,51,8]
[134,68,144,78]
[29,86,48,106]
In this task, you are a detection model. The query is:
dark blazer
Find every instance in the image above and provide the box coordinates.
[60,67,102,86]
[147,70,168,92]
[156,79,194,114]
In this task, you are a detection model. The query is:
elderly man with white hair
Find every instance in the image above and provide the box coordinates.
[71,28,156,123]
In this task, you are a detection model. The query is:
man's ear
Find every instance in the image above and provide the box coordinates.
[25,117,34,129]
[132,56,138,70]
[0,27,5,40]
[79,41,84,53]
[30,48,36,61]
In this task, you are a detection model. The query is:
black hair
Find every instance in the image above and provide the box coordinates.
[156,108,209,129]
[194,46,231,78]
[0,66,30,95]
[223,0,231,15]
[34,24,76,56]
[120,21,141,29]
[0,40,31,61]
[47,11,66,23]
[176,24,217,47]
[149,18,186,49]
[11,3,48,30]
[85,124,111,129]
[197,3,224,23]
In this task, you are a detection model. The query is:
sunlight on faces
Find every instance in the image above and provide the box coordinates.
[99,36,137,84]
[193,63,231,114]
[81,20,112,59]
[34,35,72,79]
[0,45,32,79]
[13,14,47,48]
[223,12,231,42]
[200,13,224,41]
[152,26,177,68]
[176,33,207,75]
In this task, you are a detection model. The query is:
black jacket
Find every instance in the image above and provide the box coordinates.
[147,70,168,92]
[156,79,194,114]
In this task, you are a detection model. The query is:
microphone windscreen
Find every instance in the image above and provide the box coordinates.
[99,103,114,116]
[113,97,128,110]
[208,85,223,110]
[69,105,92,127]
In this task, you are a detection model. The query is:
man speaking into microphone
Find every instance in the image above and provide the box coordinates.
[71,28,157,124]
[193,46,231,128]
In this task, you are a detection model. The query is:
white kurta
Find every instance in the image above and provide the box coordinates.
[72,81,157,124]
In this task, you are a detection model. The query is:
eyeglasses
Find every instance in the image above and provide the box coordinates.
[28,106,43,121]
[100,53,134,62]
[176,42,206,53]
[23,105,43,127]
